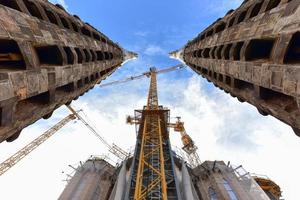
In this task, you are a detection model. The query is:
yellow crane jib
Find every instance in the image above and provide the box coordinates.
[99,64,186,88]
[0,114,77,176]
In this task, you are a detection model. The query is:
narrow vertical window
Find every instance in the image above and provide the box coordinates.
[208,187,218,200]
[284,32,300,64]
[23,0,43,20]
[223,179,238,200]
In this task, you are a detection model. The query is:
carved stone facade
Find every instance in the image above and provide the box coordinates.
[176,0,300,137]
[0,0,135,142]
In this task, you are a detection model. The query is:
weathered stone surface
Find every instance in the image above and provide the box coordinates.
[173,0,300,137]
[0,0,137,142]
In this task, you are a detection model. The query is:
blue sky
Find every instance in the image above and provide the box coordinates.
[0,0,299,199]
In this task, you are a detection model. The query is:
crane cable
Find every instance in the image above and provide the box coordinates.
[66,105,129,160]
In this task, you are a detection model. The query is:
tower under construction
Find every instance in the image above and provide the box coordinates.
[59,67,281,200]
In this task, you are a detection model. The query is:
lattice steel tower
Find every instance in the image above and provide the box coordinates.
[126,67,179,199]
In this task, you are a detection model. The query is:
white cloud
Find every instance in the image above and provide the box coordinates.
[144,45,166,56]
[134,31,149,37]
[0,63,299,200]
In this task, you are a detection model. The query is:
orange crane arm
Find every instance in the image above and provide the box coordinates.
[99,64,185,88]
[169,118,201,167]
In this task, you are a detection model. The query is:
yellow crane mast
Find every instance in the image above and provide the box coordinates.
[137,68,168,199]
[102,64,199,199]
[101,64,201,167]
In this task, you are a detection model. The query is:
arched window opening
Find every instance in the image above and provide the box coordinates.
[90,50,96,61]
[60,16,70,29]
[233,42,244,60]
[197,49,203,58]
[104,51,110,60]
[83,49,91,62]
[96,51,104,61]
[216,45,224,59]
[208,187,218,200]
[81,26,91,37]
[245,39,275,61]
[203,48,210,58]
[226,76,231,85]
[223,44,233,60]
[228,17,235,28]
[24,0,43,20]
[218,74,224,82]
[249,2,263,18]
[206,29,214,37]
[35,45,63,66]
[0,0,21,11]
[44,8,58,25]
[101,37,107,43]
[200,34,205,40]
[74,48,83,63]
[209,48,215,59]
[265,0,281,12]
[193,50,197,57]
[63,47,74,64]
[215,22,226,33]
[71,22,79,32]
[93,33,101,41]
[223,179,238,200]
[237,10,247,24]
[84,76,89,84]
[77,79,83,88]
[213,72,217,79]
[109,52,114,60]
[0,39,26,69]
[284,32,300,64]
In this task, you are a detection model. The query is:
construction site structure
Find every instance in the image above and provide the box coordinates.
[0,0,136,143]
[59,67,279,200]
[170,0,300,137]
[253,174,282,200]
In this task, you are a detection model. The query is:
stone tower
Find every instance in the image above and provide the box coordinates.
[0,0,136,143]
[171,0,300,137]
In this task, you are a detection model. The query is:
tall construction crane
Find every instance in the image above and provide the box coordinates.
[0,114,76,176]
[0,105,128,176]
[100,64,201,199]
[100,64,201,167]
